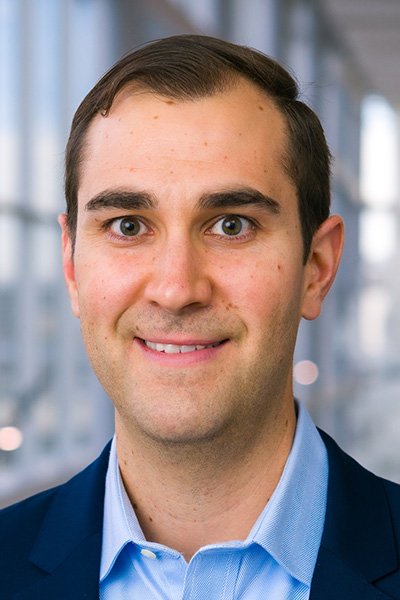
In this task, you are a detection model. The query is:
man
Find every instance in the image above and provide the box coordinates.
[1,35,399,599]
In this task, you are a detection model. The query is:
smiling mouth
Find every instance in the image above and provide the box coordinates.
[142,340,224,354]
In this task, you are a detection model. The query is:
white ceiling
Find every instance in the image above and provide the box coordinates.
[320,0,400,107]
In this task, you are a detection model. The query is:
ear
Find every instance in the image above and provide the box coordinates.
[301,215,344,321]
[58,214,80,318]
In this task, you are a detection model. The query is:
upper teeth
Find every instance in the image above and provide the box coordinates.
[144,341,220,354]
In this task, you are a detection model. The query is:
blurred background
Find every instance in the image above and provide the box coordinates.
[1,0,400,507]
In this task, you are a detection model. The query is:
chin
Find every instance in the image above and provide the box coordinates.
[138,417,229,448]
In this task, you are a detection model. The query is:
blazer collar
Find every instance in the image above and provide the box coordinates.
[16,442,112,600]
[310,430,398,600]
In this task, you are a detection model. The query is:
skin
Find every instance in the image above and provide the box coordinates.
[59,80,344,559]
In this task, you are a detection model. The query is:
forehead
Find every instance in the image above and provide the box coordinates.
[79,81,294,206]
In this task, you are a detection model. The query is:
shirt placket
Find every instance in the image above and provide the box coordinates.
[182,550,240,600]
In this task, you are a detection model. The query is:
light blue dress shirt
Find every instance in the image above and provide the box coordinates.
[100,401,328,600]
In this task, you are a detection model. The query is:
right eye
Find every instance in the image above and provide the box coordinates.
[109,217,149,237]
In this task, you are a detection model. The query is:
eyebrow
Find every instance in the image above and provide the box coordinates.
[199,188,281,214]
[85,190,156,212]
[84,187,281,214]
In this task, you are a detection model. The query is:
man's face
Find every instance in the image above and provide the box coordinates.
[61,81,319,448]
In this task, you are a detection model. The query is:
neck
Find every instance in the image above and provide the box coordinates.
[115,402,297,561]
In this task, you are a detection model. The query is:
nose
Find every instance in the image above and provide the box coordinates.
[144,236,213,314]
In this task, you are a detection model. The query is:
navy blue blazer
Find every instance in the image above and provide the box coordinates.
[1,430,400,599]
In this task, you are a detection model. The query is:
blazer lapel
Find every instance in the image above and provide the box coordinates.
[311,547,395,600]
[15,534,102,600]
[310,430,398,600]
[15,442,111,600]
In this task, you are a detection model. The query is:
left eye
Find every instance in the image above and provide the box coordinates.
[209,215,252,236]
[109,217,148,237]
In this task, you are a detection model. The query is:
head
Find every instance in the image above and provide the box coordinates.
[65,34,331,264]
[60,34,344,456]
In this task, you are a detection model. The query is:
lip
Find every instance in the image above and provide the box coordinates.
[134,337,227,366]
[139,336,224,346]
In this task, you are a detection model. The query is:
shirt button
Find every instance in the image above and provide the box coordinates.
[141,549,157,560]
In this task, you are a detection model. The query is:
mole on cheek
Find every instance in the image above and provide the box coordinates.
[225,302,238,310]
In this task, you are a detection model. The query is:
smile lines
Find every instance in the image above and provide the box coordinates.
[143,340,223,354]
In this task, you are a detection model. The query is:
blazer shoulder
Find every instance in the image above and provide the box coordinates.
[319,427,400,498]
[381,476,400,503]
[0,482,70,595]
[315,428,400,599]
[0,441,111,596]
[0,440,110,531]
[0,484,62,556]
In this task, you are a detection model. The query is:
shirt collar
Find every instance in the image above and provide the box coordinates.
[100,437,144,581]
[247,400,328,585]
[100,400,328,586]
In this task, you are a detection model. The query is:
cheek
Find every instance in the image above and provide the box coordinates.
[221,257,284,305]
[74,253,147,320]
[221,256,303,329]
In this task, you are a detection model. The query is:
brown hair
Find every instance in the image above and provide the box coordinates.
[65,34,331,262]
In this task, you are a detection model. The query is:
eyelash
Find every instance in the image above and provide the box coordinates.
[105,216,151,242]
[104,214,258,243]
[206,215,256,241]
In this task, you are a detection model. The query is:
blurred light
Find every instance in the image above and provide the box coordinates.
[294,360,319,385]
[358,286,391,358]
[360,94,399,208]
[359,209,397,264]
[0,426,23,451]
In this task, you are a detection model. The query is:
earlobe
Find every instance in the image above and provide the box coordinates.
[301,215,344,321]
[58,214,80,319]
